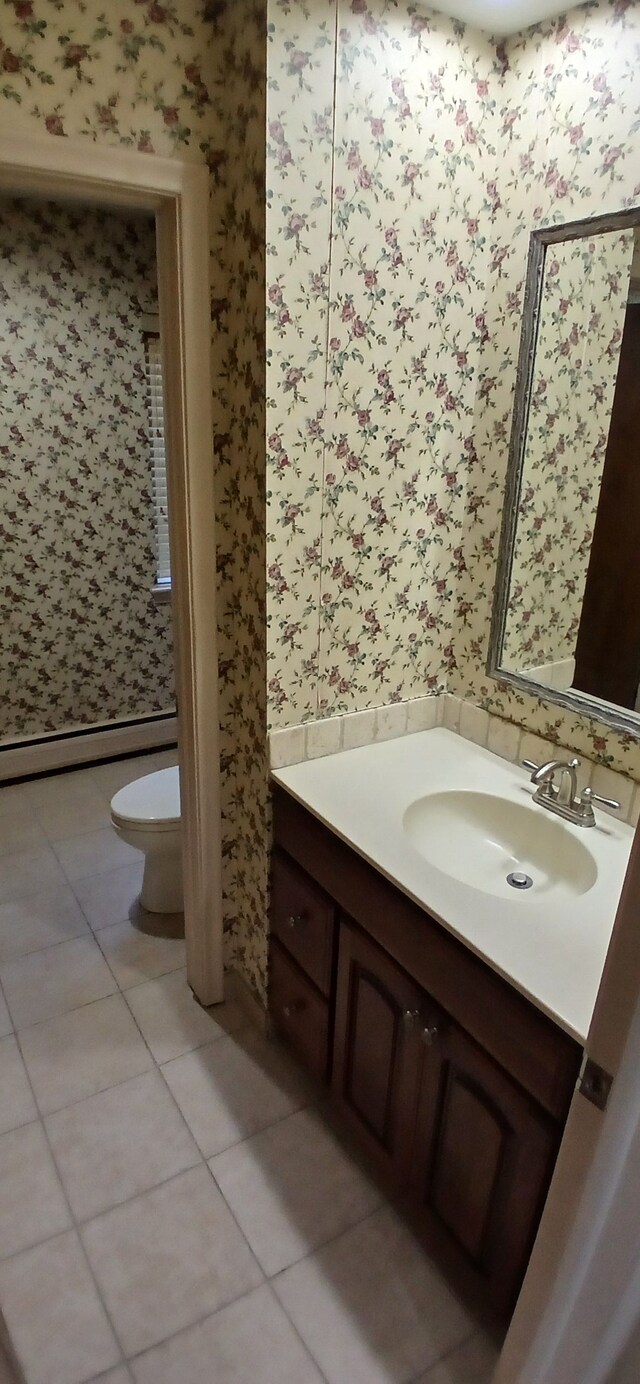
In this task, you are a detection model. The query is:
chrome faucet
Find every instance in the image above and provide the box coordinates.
[523,756,620,827]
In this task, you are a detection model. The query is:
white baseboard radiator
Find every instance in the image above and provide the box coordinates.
[0,711,178,782]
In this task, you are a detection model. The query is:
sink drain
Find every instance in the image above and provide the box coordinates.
[507,871,533,890]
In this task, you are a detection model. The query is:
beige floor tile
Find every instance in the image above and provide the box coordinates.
[24,768,102,808]
[0,988,10,1038]
[97,919,186,990]
[0,812,47,860]
[73,861,144,930]
[34,790,113,842]
[131,1283,323,1384]
[273,1205,474,1384]
[87,1371,133,1384]
[0,1036,37,1133]
[211,1107,381,1276]
[0,1230,121,1384]
[0,782,33,818]
[20,994,154,1115]
[46,1069,200,1221]
[53,828,142,883]
[0,846,66,907]
[162,1027,311,1158]
[414,1331,499,1384]
[82,1164,262,1357]
[0,883,89,964]
[125,968,244,1065]
[0,1121,71,1260]
[1,935,117,1030]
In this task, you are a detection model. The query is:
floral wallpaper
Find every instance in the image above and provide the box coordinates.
[0,0,269,1000]
[267,0,640,779]
[267,0,497,728]
[502,228,634,672]
[453,0,640,778]
[0,196,174,740]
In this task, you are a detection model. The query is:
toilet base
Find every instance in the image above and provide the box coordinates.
[139,846,183,914]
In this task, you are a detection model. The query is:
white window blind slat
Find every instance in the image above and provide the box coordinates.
[144,333,171,587]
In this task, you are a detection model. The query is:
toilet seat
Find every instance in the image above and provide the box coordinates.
[110,765,180,833]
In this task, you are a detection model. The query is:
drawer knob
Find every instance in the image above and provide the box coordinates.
[287,914,303,929]
[402,1008,421,1033]
[283,999,306,1019]
[421,1022,440,1047]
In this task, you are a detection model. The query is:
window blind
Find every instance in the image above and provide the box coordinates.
[144,332,171,587]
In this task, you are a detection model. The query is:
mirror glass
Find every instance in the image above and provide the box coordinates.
[490,210,640,732]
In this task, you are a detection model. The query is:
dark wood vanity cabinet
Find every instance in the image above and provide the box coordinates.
[269,786,582,1320]
[332,921,426,1191]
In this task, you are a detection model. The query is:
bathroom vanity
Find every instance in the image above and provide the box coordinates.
[268,730,633,1320]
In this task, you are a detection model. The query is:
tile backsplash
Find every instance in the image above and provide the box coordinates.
[269,694,640,830]
[269,695,443,769]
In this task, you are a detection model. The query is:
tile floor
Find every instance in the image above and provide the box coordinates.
[0,754,499,1384]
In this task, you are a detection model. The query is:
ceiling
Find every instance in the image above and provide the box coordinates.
[422,1,582,35]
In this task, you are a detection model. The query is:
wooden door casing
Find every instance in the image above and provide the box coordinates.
[410,1020,560,1314]
[332,919,424,1190]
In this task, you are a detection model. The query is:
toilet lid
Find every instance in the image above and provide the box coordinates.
[111,765,181,830]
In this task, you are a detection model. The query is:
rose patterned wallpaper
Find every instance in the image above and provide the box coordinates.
[0,196,175,740]
[454,0,640,778]
[267,0,640,780]
[267,0,497,727]
[502,228,634,672]
[0,0,269,999]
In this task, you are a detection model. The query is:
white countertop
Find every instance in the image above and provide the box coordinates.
[272,728,634,1043]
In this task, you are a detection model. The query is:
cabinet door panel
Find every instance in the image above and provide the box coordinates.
[431,1074,507,1261]
[413,1022,558,1314]
[271,850,335,996]
[332,920,423,1189]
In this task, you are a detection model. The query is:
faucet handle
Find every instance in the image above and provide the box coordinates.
[581,786,621,812]
[522,759,539,773]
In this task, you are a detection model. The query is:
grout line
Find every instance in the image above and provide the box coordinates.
[262,1279,332,1384]
[123,1279,275,1374]
[5,1023,129,1371]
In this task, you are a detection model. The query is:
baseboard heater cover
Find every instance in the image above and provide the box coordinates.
[0,714,178,782]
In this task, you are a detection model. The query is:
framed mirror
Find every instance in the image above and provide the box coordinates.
[489,207,640,735]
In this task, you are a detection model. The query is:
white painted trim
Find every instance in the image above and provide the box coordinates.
[0,128,223,1006]
[0,717,177,780]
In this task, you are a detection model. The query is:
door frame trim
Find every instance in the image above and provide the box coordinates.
[0,128,223,1005]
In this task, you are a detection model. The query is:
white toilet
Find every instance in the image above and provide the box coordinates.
[110,765,182,914]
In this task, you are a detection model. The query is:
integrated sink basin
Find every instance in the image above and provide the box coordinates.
[403,790,599,899]
[272,727,634,1040]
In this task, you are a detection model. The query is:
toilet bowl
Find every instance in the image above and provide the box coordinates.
[110,765,182,914]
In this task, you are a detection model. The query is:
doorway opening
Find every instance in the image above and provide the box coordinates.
[0,128,223,1007]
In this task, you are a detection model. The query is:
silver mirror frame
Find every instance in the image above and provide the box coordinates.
[487,205,640,738]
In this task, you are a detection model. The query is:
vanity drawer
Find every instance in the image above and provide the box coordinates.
[271,849,335,996]
[270,940,330,1081]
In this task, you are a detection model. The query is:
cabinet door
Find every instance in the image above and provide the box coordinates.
[271,850,335,996]
[332,919,425,1190]
[411,1019,559,1315]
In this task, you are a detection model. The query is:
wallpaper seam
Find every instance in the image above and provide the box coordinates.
[315,0,341,725]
